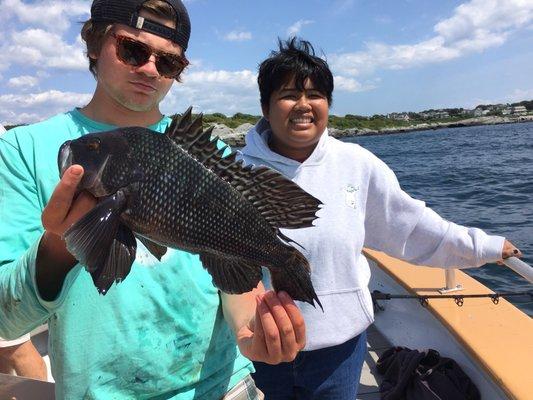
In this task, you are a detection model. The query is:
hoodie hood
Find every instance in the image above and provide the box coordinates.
[239,117,330,173]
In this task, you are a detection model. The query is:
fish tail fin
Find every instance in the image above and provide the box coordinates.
[270,249,322,310]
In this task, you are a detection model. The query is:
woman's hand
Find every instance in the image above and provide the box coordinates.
[235,290,306,365]
[501,239,522,260]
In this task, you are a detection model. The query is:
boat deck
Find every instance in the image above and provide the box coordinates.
[358,324,389,399]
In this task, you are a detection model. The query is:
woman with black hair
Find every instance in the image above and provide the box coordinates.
[238,37,521,399]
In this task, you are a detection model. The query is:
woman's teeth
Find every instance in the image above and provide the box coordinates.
[291,117,313,123]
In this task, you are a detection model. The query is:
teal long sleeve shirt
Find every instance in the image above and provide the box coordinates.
[0,109,253,399]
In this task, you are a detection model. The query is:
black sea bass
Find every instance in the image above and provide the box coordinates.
[58,108,322,307]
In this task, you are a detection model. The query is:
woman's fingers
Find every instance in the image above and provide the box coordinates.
[278,291,306,350]
[501,239,522,260]
[254,290,307,363]
[257,292,282,363]
[264,291,297,361]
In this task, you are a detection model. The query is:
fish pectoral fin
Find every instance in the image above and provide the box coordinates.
[199,253,262,294]
[64,192,127,271]
[91,225,136,294]
[63,191,135,294]
[136,235,167,261]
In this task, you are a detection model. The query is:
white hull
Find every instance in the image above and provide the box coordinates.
[360,249,532,400]
[368,258,508,399]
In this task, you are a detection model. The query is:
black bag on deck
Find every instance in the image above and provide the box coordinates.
[376,346,481,400]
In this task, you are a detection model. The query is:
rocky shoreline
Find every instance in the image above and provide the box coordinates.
[211,115,533,147]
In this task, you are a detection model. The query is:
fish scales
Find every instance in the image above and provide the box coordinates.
[121,130,277,261]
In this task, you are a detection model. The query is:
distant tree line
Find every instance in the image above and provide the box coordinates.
[5,100,532,132]
[512,100,533,110]
[475,100,533,111]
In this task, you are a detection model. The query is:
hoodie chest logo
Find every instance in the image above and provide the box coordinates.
[343,185,359,209]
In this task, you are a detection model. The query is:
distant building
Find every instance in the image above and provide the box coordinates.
[512,105,527,115]
[473,108,484,117]
[388,112,410,121]
[491,104,507,111]
[502,107,512,115]
[420,110,450,119]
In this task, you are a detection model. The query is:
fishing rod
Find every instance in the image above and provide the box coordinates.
[371,290,533,308]
[371,257,533,308]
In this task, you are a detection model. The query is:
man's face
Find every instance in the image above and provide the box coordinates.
[92,12,184,113]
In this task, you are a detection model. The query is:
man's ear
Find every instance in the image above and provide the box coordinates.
[261,104,269,121]
[88,45,100,61]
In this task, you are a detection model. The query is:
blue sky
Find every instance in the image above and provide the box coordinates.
[0,0,532,125]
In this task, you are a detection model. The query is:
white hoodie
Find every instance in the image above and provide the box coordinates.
[238,119,505,351]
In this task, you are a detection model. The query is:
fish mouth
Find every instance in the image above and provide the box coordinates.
[57,140,110,196]
[58,141,73,177]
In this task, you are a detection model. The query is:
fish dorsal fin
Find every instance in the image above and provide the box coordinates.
[167,106,212,152]
[165,109,322,230]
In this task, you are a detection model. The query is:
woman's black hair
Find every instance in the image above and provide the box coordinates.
[258,37,334,108]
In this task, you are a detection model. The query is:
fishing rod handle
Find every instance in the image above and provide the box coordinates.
[502,257,533,284]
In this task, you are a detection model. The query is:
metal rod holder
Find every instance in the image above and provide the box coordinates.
[439,269,463,294]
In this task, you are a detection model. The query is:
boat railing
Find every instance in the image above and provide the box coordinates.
[440,257,533,294]
[502,257,533,283]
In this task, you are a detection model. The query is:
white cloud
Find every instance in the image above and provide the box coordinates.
[331,0,533,77]
[183,70,257,88]
[0,1,90,73]
[434,0,532,43]
[334,76,363,92]
[8,75,39,89]
[223,31,252,42]
[162,69,260,116]
[287,20,314,36]
[334,75,378,93]
[4,28,87,71]
[0,90,91,125]
[0,0,89,33]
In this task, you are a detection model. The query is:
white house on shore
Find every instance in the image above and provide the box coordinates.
[511,105,527,115]
[388,112,410,121]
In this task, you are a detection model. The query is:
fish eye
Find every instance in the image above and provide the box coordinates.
[87,138,101,151]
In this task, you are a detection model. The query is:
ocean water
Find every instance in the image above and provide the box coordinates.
[343,122,533,316]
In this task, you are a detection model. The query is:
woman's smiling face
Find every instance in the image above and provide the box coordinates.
[263,76,329,162]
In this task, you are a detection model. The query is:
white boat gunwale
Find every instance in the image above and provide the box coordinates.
[364,249,533,400]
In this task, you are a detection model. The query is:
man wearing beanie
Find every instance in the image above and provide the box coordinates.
[0,1,305,399]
